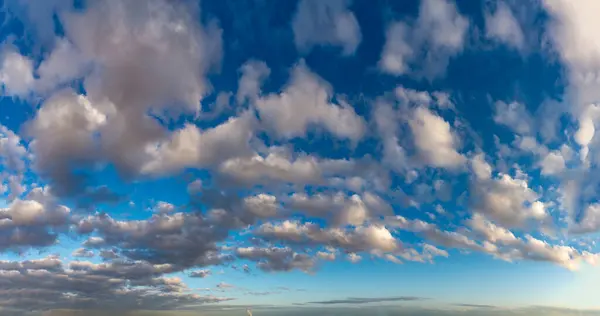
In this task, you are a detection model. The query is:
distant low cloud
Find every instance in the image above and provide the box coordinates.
[308,296,426,305]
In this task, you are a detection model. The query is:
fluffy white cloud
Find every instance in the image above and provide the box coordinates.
[237,60,271,104]
[484,2,525,51]
[255,62,366,141]
[256,220,399,254]
[409,106,466,169]
[154,201,176,214]
[380,0,469,79]
[540,151,566,175]
[470,173,546,228]
[141,112,256,175]
[26,91,108,194]
[0,51,35,97]
[244,194,279,218]
[570,203,600,234]
[287,191,391,226]
[292,0,361,55]
[0,199,70,251]
[493,101,533,135]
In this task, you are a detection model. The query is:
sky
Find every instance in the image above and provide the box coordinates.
[2,0,600,315]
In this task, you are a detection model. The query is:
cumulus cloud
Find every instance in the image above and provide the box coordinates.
[469,173,547,228]
[0,50,35,97]
[140,112,256,176]
[190,269,211,278]
[0,199,70,251]
[236,247,315,273]
[409,106,466,169]
[2,0,600,312]
[380,0,469,79]
[287,191,391,226]
[0,256,233,313]
[292,0,361,55]
[255,62,366,141]
[484,2,525,51]
[493,101,533,135]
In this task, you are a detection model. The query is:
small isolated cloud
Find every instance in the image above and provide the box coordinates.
[190,269,211,278]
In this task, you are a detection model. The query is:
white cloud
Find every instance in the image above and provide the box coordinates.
[347,253,362,263]
[540,151,566,175]
[237,60,270,104]
[287,191,391,226]
[154,201,176,214]
[35,38,88,93]
[292,0,361,55]
[374,100,409,173]
[256,62,366,141]
[570,203,600,234]
[484,2,525,51]
[470,173,547,228]
[141,112,256,175]
[379,23,413,75]
[493,101,533,135]
[0,51,35,97]
[0,124,27,173]
[409,106,466,169]
[244,194,279,218]
[470,153,492,180]
[467,213,518,245]
[27,90,108,194]
[380,0,469,79]
[317,251,336,261]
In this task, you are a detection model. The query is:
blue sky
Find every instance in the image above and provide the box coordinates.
[2,0,600,315]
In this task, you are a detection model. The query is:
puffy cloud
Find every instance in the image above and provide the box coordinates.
[386,216,483,252]
[570,203,600,234]
[287,191,391,226]
[243,194,279,218]
[493,101,533,135]
[540,151,566,175]
[387,214,598,270]
[25,91,108,196]
[35,38,88,94]
[409,106,466,169]
[140,112,256,176]
[237,60,271,104]
[76,212,233,269]
[467,214,518,245]
[189,269,211,278]
[255,62,366,141]
[380,0,469,79]
[0,51,35,97]
[15,0,225,195]
[154,201,176,214]
[0,124,27,173]
[484,2,525,51]
[0,199,70,251]
[373,99,409,173]
[346,253,362,263]
[72,248,95,258]
[0,256,232,313]
[316,251,336,261]
[470,173,546,228]
[218,147,360,187]
[292,0,361,56]
[235,247,315,273]
[256,220,399,254]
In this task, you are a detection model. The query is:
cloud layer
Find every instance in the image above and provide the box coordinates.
[0,0,600,314]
